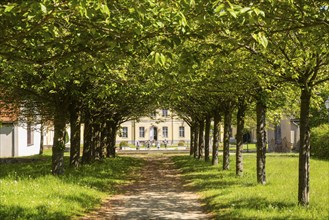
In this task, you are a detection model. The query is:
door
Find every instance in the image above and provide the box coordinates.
[149,126,158,141]
[0,123,14,157]
[153,127,158,141]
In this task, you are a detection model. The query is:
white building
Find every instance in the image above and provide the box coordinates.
[0,121,41,158]
[117,109,191,146]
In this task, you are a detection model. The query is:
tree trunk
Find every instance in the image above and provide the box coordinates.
[223,105,232,170]
[39,123,44,155]
[108,121,117,158]
[212,112,220,165]
[193,122,199,158]
[190,123,195,156]
[93,122,101,160]
[198,119,205,159]
[106,121,112,157]
[82,111,92,164]
[99,122,107,160]
[52,108,66,175]
[256,99,267,184]
[236,98,246,176]
[69,103,80,168]
[298,87,312,206]
[204,114,211,162]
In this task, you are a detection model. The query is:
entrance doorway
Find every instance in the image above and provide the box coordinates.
[149,126,158,141]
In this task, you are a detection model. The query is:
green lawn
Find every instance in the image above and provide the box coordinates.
[0,154,143,220]
[172,154,329,219]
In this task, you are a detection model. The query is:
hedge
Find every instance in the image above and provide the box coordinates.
[311,124,329,159]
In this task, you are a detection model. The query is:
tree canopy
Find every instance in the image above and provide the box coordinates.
[0,0,328,206]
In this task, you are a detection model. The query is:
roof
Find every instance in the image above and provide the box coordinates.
[0,103,18,122]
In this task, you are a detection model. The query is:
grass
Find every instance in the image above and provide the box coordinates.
[219,143,257,151]
[0,151,144,220]
[172,154,329,219]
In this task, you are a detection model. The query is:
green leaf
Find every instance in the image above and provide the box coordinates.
[252,32,268,48]
[160,54,166,66]
[228,9,237,18]
[258,32,268,48]
[214,3,225,13]
[40,3,47,14]
[155,52,160,64]
[240,7,251,14]
[253,8,265,17]
[4,4,16,13]
[101,4,110,16]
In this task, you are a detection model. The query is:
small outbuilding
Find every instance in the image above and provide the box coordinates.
[0,109,41,158]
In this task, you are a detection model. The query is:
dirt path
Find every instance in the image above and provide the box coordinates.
[79,155,212,220]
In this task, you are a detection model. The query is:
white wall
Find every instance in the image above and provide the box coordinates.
[16,123,41,157]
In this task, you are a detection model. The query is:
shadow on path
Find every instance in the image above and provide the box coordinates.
[79,156,212,220]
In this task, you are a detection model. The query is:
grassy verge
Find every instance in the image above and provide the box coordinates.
[0,153,144,220]
[172,154,329,219]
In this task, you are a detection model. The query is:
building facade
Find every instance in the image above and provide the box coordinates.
[0,111,41,158]
[267,118,300,152]
[117,109,190,146]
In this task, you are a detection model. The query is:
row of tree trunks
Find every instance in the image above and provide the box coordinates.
[187,87,311,208]
[82,118,118,163]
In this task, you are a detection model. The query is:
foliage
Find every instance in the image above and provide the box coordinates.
[311,124,329,160]
[119,141,129,148]
[177,141,185,146]
[172,154,329,219]
[0,154,143,219]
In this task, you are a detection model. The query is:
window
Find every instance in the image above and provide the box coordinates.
[139,127,145,138]
[179,126,185,137]
[162,109,168,117]
[122,127,128,138]
[27,123,34,146]
[162,126,168,138]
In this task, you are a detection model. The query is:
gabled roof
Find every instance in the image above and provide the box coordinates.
[0,103,18,123]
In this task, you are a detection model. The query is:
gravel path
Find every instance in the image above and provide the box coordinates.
[79,156,212,220]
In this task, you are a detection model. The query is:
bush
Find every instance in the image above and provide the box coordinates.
[119,141,128,148]
[178,141,185,146]
[311,124,329,159]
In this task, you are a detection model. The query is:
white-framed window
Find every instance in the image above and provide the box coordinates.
[122,127,128,138]
[162,126,168,138]
[179,126,185,138]
[27,123,34,146]
[139,127,145,138]
[162,109,168,117]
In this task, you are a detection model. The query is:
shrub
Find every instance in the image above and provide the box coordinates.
[119,141,128,148]
[65,131,70,144]
[178,141,185,146]
[311,124,329,159]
